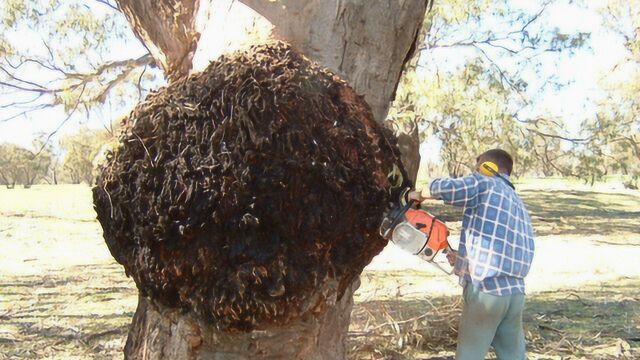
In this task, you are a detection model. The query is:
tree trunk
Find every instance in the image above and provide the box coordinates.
[393,119,421,185]
[116,0,200,79]
[0,171,9,187]
[124,279,359,360]
[113,1,430,358]
[193,0,428,181]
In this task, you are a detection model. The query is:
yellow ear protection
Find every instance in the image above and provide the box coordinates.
[479,162,499,177]
[479,161,515,190]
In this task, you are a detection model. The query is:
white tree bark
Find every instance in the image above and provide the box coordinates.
[117,0,200,78]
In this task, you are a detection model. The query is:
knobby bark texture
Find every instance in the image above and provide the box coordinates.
[94,42,410,359]
[117,0,428,180]
[209,0,431,183]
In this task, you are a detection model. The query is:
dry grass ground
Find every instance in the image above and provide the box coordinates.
[0,180,638,359]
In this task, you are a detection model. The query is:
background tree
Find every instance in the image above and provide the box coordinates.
[389,0,589,178]
[47,155,62,185]
[573,0,640,187]
[0,142,51,188]
[21,151,51,188]
[0,143,21,188]
[59,128,111,184]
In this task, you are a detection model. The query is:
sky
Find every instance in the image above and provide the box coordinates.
[529,1,626,132]
[0,0,630,156]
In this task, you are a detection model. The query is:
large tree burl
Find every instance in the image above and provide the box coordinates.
[93,42,409,332]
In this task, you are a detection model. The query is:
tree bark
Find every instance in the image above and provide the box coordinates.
[124,279,359,360]
[112,1,430,359]
[394,119,421,185]
[116,0,200,79]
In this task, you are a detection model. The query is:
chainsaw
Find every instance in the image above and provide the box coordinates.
[380,188,455,274]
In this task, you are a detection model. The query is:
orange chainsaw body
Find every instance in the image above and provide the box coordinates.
[404,208,450,253]
[379,188,455,274]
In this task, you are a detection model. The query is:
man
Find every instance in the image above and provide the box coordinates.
[409,149,535,360]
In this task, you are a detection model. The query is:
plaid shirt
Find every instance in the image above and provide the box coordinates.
[429,173,535,296]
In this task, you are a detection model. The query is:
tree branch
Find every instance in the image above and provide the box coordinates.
[472,44,528,103]
[0,65,52,91]
[94,64,138,102]
[85,54,153,80]
[0,104,56,122]
[0,54,153,123]
[0,94,46,109]
[527,128,591,143]
[95,0,120,12]
[137,65,147,101]
[508,1,550,36]
[0,80,57,94]
[33,84,88,157]
[114,0,198,78]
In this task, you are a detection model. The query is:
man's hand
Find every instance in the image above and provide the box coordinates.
[408,190,437,203]
[407,190,426,203]
[446,250,458,267]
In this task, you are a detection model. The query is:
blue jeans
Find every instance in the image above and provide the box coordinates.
[456,283,526,360]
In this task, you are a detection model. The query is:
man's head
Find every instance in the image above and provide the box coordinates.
[476,149,514,175]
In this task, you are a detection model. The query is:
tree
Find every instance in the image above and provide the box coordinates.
[0,143,21,188]
[59,127,111,184]
[572,0,640,187]
[100,1,432,359]
[47,155,62,185]
[2,5,429,355]
[0,143,51,188]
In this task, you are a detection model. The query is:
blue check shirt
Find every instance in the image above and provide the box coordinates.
[429,173,535,296]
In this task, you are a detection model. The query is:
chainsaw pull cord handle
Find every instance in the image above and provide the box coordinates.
[414,215,441,256]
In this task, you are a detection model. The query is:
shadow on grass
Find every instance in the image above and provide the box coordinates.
[521,190,640,236]
[420,189,640,238]
[0,265,137,359]
[348,277,640,360]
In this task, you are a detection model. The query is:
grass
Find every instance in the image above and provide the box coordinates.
[0,181,639,359]
[349,275,640,359]
[0,265,136,359]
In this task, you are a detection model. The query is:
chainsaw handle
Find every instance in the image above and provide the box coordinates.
[389,199,416,229]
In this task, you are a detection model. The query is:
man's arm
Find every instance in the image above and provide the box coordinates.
[429,174,481,208]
